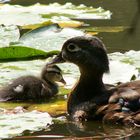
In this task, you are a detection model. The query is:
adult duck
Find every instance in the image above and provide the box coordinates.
[0,65,66,102]
[49,36,140,126]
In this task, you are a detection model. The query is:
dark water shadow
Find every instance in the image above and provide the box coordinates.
[128,0,140,34]
[12,119,140,140]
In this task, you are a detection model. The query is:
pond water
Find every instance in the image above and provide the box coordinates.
[1,0,140,139]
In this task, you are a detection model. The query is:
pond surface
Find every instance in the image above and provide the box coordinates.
[9,0,140,52]
[1,0,140,139]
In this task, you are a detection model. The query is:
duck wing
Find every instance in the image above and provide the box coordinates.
[100,80,140,126]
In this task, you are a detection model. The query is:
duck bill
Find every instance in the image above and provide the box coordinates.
[48,53,65,65]
[60,77,66,85]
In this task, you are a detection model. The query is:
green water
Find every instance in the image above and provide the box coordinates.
[1,0,140,139]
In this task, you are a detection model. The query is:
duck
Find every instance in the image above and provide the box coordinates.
[48,35,140,126]
[0,65,66,102]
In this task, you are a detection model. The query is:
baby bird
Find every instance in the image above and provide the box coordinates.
[0,65,65,102]
[49,36,140,126]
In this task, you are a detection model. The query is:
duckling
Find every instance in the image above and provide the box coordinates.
[0,65,66,102]
[49,36,140,126]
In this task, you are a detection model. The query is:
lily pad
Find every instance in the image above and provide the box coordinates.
[0,45,58,62]
[0,25,54,62]
[109,50,140,70]
[103,60,138,84]
[19,24,85,52]
[40,3,111,20]
[0,25,20,47]
[0,107,53,139]
[0,3,111,28]
[0,24,60,62]
[83,26,129,33]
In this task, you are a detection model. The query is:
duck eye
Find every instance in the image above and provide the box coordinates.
[67,43,81,52]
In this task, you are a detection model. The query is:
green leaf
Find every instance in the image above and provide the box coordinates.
[0,23,84,62]
[0,45,58,62]
[0,24,60,62]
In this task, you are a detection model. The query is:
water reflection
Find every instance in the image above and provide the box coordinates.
[69,121,139,138]
[29,120,140,140]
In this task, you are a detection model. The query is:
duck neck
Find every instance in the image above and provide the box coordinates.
[67,67,107,115]
[79,69,106,95]
[72,66,107,100]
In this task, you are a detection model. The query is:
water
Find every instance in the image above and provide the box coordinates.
[1,0,140,139]
[9,119,140,139]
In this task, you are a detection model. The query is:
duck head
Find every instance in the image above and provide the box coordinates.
[41,65,66,84]
[49,36,109,75]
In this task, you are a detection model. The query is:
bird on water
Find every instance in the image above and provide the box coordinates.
[0,64,66,102]
[49,35,140,126]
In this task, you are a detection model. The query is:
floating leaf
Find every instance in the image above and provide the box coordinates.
[109,50,140,70]
[0,24,60,62]
[0,25,20,47]
[21,21,53,30]
[55,20,83,28]
[40,3,111,20]
[103,60,138,84]
[0,45,58,62]
[83,26,129,33]
[28,99,67,116]
[0,25,61,62]
[0,3,111,28]
[0,108,53,139]
[19,24,85,52]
